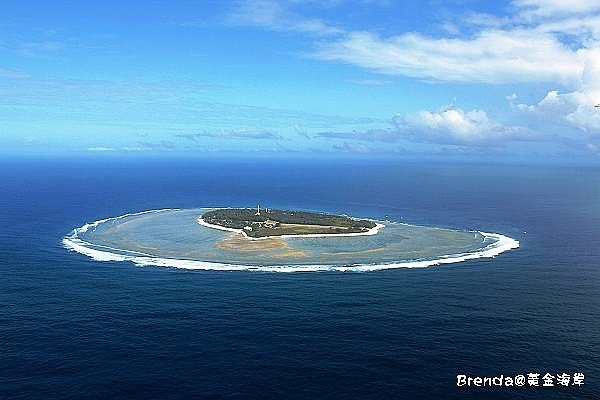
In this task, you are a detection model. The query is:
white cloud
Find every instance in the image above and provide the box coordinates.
[316,128,397,142]
[332,141,374,154]
[227,0,342,36]
[0,68,28,79]
[313,107,544,146]
[514,0,600,19]
[394,107,541,145]
[307,0,600,137]
[121,147,151,151]
[17,41,69,58]
[348,79,393,86]
[314,28,585,85]
[309,0,600,86]
[515,90,600,132]
[86,146,150,152]
[86,146,116,152]
[176,129,282,140]
[513,46,600,132]
[534,15,600,39]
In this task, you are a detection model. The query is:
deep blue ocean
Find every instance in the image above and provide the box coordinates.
[1,156,599,399]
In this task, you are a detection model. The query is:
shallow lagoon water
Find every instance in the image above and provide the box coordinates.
[64,208,518,272]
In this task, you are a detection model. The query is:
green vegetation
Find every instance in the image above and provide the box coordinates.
[201,208,376,238]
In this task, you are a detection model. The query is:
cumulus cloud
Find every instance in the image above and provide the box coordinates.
[514,90,600,132]
[394,107,541,145]
[512,46,600,132]
[312,107,544,146]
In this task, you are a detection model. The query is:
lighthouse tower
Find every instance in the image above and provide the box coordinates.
[255,204,261,216]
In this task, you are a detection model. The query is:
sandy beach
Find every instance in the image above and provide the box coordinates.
[217,234,308,257]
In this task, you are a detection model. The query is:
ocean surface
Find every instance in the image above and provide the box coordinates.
[1,156,599,399]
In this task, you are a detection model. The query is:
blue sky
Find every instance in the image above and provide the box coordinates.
[1,0,599,159]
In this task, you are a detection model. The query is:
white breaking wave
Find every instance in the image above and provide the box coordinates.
[63,208,519,273]
[63,208,180,261]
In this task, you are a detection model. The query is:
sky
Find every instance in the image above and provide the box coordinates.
[1,0,600,160]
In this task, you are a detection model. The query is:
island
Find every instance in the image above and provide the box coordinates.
[198,206,380,239]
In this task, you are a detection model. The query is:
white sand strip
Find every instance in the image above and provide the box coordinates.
[197,217,384,240]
